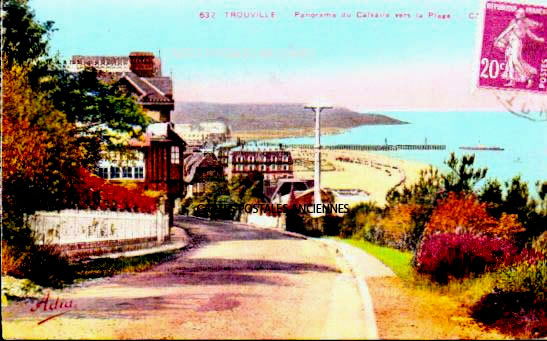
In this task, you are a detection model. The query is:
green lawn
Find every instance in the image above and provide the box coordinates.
[334,237,497,303]
[334,237,414,281]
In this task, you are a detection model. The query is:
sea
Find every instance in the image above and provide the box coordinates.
[275,111,547,197]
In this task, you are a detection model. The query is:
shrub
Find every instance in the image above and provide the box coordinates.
[17,244,75,288]
[425,192,524,238]
[415,233,518,283]
[73,168,157,213]
[496,259,547,302]
[339,202,381,238]
[2,228,75,288]
[471,259,547,338]
[351,211,382,242]
[1,241,24,277]
[471,290,545,337]
[380,203,428,250]
[2,276,44,300]
[533,231,547,255]
[285,211,341,237]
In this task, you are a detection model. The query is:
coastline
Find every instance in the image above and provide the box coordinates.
[233,127,348,140]
[234,124,431,207]
[290,148,429,207]
[232,122,408,141]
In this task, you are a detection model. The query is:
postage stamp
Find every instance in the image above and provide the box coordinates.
[475,0,547,93]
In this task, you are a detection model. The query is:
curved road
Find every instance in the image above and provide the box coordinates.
[3,216,370,339]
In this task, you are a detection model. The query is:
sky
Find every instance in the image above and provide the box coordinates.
[30,0,538,112]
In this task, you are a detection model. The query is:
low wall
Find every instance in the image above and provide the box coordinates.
[27,209,169,258]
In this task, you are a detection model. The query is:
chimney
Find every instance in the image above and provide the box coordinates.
[129,51,156,77]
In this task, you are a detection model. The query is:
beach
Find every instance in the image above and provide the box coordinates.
[290,148,429,207]
[233,127,347,141]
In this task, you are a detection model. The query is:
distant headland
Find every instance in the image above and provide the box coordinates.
[172,102,407,139]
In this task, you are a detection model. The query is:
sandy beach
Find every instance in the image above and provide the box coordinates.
[290,148,429,207]
[233,127,347,141]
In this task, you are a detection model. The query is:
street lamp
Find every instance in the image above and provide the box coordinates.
[304,102,332,217]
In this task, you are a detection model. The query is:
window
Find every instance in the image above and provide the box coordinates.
[271,164,277,171]
[110,166,120,179]
[283,155,289,162]
[260,164,266,171]
[122,166,132,178]
[135,167,144,179]
[98,167,109,179]
[171,146,180,164]
[250,164,256,171]
[249,156,255,162]
[283,165,289,171]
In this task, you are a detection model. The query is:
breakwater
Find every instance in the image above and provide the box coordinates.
[273,143,446,151]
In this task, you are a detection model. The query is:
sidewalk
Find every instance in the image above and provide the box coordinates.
[318,238,395,340]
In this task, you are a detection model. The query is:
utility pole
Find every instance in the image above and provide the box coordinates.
[304,103,332,217]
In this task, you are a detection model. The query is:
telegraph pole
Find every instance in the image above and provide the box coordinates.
[304,103,332,217]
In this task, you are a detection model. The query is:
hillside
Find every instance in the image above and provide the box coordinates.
[172,102,406,131]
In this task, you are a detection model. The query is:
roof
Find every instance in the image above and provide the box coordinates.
[145,77,173,96]
[183,153,222,183]
[230,145,284,152]
[146,123,169,137]
[122,72,173,104]
[130,51,155,57]
[90,71,172,105]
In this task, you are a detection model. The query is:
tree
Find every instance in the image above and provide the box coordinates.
[2,62,96,232]
[189,177,231,220]
[1,0,55,67]
[479,179,504,218]
[442,153,487,193]
[228,172,266,206]
[47,68,151,148]
[387,166,443,207]
[2,0,150,151]
[502,176,546,244]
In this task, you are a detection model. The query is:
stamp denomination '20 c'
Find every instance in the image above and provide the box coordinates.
[477,1,546,93]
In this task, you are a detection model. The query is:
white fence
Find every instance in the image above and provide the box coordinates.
[27,209,169,246]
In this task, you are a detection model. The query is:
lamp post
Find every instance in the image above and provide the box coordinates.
[304,103,332,217]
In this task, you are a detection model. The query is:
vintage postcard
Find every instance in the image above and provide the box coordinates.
[2,0,546,339]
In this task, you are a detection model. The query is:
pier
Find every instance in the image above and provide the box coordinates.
[263,143,446,151]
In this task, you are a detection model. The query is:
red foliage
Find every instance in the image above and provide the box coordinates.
[425,192,524,238]
[512,247,546,265]
[74,168,157,213]
[416,233,518,282]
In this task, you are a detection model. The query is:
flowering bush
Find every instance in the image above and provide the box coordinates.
[73,168,157,213]
[425,192,524,238]
[380,203,427,250]
[415,233,518,283]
